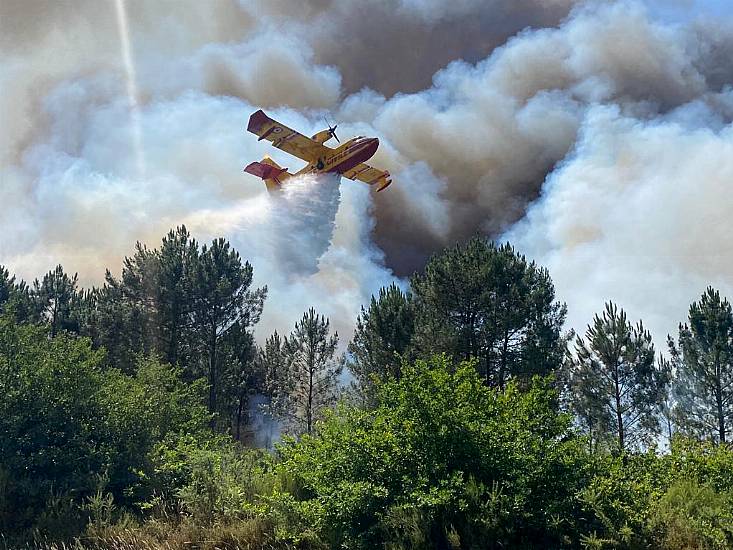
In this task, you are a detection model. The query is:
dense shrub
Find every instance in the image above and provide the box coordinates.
[648,479,733,550]
[578,438,733,549]
[0,318,212,541]
[274,356,590,549]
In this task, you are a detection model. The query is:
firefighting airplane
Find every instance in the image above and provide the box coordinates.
[244,110,392,192]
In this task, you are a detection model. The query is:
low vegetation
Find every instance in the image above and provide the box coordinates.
[2,230,733,549]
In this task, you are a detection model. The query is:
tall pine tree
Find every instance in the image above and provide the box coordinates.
[0,266,13,310]
[669,287,733,443]
[282,308,342,435]
[0,268,32,324]
[156,226,199,368]
[218,322,259,440]
[258,330,293,445]
[568,303,669,453]
[191,237,266,419]
[411,239,567,388]
[31,265,79,337]
[348,283,415,396]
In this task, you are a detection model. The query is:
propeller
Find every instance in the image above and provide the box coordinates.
[324,117,340,143]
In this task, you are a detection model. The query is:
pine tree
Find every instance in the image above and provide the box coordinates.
[218,322,258,440]
[564,356,614,453]
[411,239,567,388]
[93,242,160,373]
[156,226,199,368]
[31,265,80,337]
[71,288,98,340]
[116,242,160,357]
[658,356,675,444]
[260,331,292,416]
[283,308,342,435]
[0,266,13,309]
[669,287,733,444]
[568,302,669,453]
[0,267,32,323]
[191,237,266,419]
[348,283,414,395]
[90,275,146,372]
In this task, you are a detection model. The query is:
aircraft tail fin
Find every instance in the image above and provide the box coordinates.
[244,157,291,192]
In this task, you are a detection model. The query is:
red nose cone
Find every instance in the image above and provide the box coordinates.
[364,138,379,158]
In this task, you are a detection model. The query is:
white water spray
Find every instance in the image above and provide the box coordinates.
[114,0,145,176]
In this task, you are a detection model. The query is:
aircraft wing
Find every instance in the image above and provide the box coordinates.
[342,163,392,192]
[247,110,327,162]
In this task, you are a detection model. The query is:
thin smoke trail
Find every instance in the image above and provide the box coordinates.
[114,0,145,176]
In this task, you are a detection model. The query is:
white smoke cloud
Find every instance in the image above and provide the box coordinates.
[506,101,733,343]
[0,69,391,340]
[180,173,393,341]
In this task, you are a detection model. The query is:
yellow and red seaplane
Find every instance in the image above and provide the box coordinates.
[244,109,392,192]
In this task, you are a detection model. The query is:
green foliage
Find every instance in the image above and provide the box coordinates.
[0,318,213,540]
[84,227,267,433]
[175,445,275,525]
[259,330,293,443]
[275,356,588,549]
[156,226,199,368]
[348,283,415,398]
[191,236,267,417]
[0,266,15,311]
[0,267,34,323]
[579,451,666,548]
[411,239,567,388]
[9,234,733,550]
[648,479,733,550]
[31,264,80,337]
[568,302,669,453]
[575,437,733,549]
[669,287,733,443]
[273,308,343,436]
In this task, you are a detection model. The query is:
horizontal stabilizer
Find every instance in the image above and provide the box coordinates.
[244,161,288,181]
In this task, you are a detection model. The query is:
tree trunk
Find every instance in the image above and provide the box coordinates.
[614,363,625,453]
[208,328,217,419]
[498,330,509,390]
[51,299,58,338]
[307,362,314,434]
[716,384,726,444]
[235,394,244,441]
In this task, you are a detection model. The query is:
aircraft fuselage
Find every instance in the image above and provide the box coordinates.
[300,137,379,176]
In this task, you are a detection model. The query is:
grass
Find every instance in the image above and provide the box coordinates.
[2,517,290,550]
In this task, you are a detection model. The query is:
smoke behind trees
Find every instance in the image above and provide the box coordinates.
[2,0,733,342]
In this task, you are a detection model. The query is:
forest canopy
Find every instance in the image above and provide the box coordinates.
[2,229,733,549]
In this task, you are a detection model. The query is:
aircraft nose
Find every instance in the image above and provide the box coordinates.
[364,137,379,155]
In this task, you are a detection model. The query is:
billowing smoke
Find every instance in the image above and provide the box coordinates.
[2,0,733,345]
[506,102,733,344]
[365,0,733,273]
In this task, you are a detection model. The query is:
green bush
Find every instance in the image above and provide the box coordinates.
[648,479,733,550]
[274,355,590,549]
[0,318,213,541]
[176,445,274,525]
[576,438,733,549]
